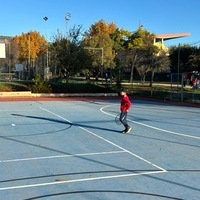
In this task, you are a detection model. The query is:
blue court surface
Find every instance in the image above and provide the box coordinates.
[0,98,199,200]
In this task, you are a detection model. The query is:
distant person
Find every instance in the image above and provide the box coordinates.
[120,90,132,133]
[193,77,197,89]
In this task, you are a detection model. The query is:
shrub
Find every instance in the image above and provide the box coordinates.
[31,76,52,93]
[0,84,12,92]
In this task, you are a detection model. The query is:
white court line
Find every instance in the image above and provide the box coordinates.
[0,151,125,163]
[0,105,167,191]
[41,106,166,172]
[0,171,165,191]
[40,106,73,124]
[79,126,166,172]
[100,105,200,140]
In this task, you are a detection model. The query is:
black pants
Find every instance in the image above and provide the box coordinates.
[120,112,129,129]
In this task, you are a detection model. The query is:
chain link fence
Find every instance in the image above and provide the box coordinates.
[170,72,200,103]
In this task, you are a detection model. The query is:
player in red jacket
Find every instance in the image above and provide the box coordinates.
[120,90,132,133]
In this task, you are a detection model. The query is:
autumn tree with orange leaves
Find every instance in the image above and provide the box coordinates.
[13,31,47,78]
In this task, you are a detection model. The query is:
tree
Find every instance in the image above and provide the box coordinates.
[83,34,114,68]
[89,19,116,37]
[188,47,200,72]
[50,25,93,80]
[14,31,46,62]
[149,51,170,87]
[118,26,170,84]
[169,45,194,73]
[13,31,46,79]
[83,20,118,79]
[170,45,200,73]
[110,28,126,52]
[119,26,156,83]
[111,28,133,85]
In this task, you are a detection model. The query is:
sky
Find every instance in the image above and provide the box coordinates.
[1,0,200,47]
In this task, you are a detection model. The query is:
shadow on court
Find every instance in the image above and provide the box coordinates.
[11,113,121,134]
[23,190,184,200]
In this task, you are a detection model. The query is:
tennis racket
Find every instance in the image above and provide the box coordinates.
[115,113,122,125]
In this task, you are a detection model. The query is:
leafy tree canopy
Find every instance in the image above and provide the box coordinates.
[13,31,46,62]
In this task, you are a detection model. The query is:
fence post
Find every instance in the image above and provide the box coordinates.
[181,73,184,102]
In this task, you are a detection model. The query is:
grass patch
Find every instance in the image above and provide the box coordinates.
[0,82,31,92]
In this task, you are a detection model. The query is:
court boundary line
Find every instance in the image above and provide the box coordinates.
[0,151,125,163]
[41,106,166,172]
[0,105,167,191]
[0,171,164,191]
[100,105,200,140]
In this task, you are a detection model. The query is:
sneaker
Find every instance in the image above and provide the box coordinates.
[125,127,132,133]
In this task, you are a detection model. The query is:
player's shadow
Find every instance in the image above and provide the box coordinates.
[12,114,69,125]
[73,122,121,133]
[11,114,121,134]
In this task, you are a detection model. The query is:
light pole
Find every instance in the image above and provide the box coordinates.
[43,16,49,79]
[27,32,31,79]
[84,47,104,82]
[65,12,71,37]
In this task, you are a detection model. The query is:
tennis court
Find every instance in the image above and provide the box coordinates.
[0,98,199,200]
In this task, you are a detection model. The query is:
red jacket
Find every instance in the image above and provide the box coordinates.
[120,94,131,112]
